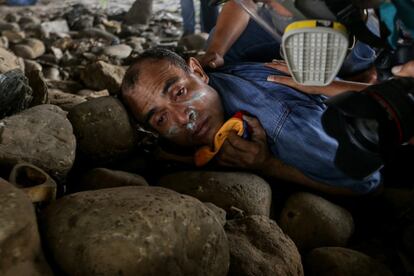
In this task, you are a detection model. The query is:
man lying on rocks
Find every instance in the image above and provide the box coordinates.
[121,47,381,196]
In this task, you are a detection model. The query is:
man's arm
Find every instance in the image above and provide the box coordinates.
[216,115,359,196]
[198,0,254,68]
[265,61,370,97]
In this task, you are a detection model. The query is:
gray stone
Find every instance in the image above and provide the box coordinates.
[79,28,120,44]
[46,79,84,93]
[48,89,86,110]
[0,47,24,73]
[103,44,132,59]
[279,193,354,251]
[204,202,226,226]
[43,67,61,80]
[158,171,272,217]
[68,97,136,164]
[0,36,8,48]
[80,60,126,94]
[124,0,153,25]
[126,36,145,52]
[0,104,76,181]
[78,167,149,191]
[26,69,48,106]
[178,33,208,51]
[0,178,53,276]
[2,30,25,43]
[77,89,110,99]
[41,186,229,276]
[306,247,393,276]
[0,21,20,32]
[225,215,304,276]
[12,39,45,59]
[40,20,70,35]
[24,59,42,73]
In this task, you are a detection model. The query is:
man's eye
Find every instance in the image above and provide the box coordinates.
[156,114,166,126]
[176,88,186,98]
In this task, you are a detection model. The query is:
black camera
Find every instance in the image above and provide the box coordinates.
[375,41,414,81]
[322,77,414,179]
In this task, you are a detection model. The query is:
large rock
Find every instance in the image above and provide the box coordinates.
[225,215,303,276]
[12,38,45,59]
[124,0,153,25]
[0,47,24,74]
[41,186,229,276]
[158,171,272,217]
[48,89,86,111]
[26,69,48,106]
[306,247,393,276]
[0,69,33,119]
[68,97,136,164]
[80,61,126,94]
[279,193,354,251]
[0,104,76,180]
[0,178,52,276]
[78,167,149,191]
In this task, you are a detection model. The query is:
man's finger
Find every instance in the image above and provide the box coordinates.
[265,61,290,75]
[242,115,266,143]
[226,131,252,152]
[392,61,414,78]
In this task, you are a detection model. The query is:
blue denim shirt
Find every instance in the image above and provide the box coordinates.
[208,63,381,194]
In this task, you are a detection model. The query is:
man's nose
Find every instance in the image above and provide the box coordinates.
[171,106,195,125]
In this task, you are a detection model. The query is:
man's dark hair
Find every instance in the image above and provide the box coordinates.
[121,47,190,95]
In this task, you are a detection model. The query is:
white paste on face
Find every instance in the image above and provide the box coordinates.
[186,109,197,131]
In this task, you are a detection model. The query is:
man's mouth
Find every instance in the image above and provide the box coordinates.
[192,116,210,142]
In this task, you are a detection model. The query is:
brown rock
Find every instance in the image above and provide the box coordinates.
[306,247,393,276]
[48,89,86,110]
[0,47,24,74]
[124,0,153,25]
[2,30,25,43]
[279,193,354,251]
[158,171,272,217]
[41,186,229,276]
[0,178,52,276]
[12,39,45,59]
[78,167,149,191]
[68,97,136,164]
[26,69,48,106]
[0,104,76,181]
[80,60,126,94]
[225,215,304,276]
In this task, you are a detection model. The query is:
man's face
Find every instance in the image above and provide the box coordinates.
[124,57,225,148]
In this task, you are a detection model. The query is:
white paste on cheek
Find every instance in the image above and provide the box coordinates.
[186,109,197,131]
[165,124,181,138]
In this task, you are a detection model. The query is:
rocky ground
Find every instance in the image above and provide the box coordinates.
[0,0,413,275]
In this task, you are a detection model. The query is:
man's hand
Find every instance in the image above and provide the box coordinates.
[264,60,369,97]
[198,51,224,69]
[216,115,271,171]
[392,60,414,78]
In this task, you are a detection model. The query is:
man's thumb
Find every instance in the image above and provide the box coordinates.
[392,61,414,77]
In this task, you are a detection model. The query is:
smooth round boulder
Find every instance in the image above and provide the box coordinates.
[225,215,304,276]
[0,47,24,74]
[158,171,272,217]
[103,44,132,59]
[68,96,136,164]
[0,178,52,276]
[12,39,45,59]
[306,247,393,276]
[0,104,76,180]
[279,193,354,251]
[124,0,153,25]
[78,167,149,191]
[41,186,229,276]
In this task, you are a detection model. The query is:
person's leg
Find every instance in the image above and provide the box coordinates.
[180,0,196,35]
[200,0,219,33]
[221,6,281,63]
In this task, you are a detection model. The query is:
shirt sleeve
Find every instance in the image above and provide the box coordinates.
[270,101,382,194]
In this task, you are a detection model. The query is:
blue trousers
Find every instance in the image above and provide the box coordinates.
[180,0,219,35]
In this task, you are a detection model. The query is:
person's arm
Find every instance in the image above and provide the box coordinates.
[198,0,255,68]
[216,115,359,196]
[392,60,414,77]
[265,61,370,97]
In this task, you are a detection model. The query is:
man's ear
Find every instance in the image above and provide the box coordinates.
[188,57,209,83]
